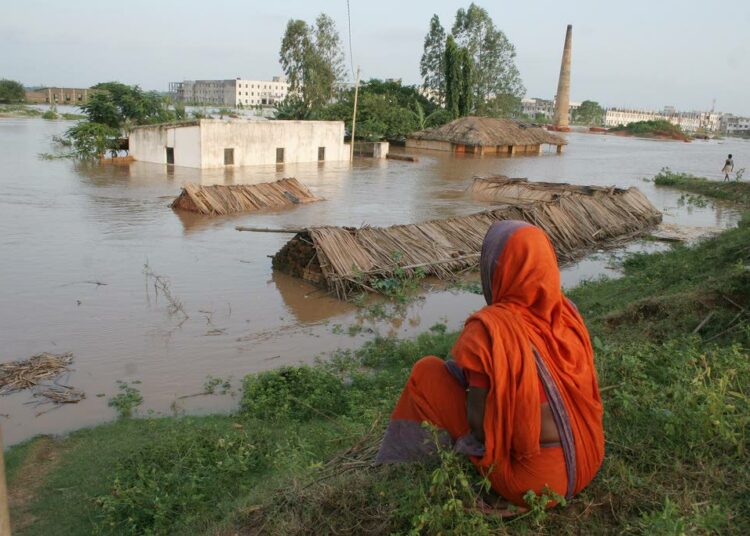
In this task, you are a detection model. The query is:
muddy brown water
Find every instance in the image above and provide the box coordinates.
[1,115,746,445]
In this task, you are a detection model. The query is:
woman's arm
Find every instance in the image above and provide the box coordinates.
[467,386,488,443]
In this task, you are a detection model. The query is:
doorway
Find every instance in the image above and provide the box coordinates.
[166,147,174,164]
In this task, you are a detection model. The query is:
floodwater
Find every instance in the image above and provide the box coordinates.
[1,114,746,445]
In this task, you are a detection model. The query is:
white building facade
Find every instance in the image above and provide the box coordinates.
[603,107,721,132]
[169,77,290,107]
[521,97,580,122]
[129,119,347,169]
[722,115,750,136]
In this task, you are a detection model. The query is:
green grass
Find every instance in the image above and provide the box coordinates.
[654,167,750,204]
[6,180,750,535]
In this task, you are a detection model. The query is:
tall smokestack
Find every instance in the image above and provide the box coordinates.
[553,24,572,129]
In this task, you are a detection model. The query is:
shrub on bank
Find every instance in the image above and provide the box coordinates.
[240,365,349,421]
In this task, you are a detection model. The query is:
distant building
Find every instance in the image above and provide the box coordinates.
[25,87,92,105]
[129,119,347,169]
[522,97,580,122]
[722,115,750,137]
[603,107,721,132]
[169,77,290,107]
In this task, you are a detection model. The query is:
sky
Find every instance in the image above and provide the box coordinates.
[2,0,749,115]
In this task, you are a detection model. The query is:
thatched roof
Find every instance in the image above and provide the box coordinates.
[408,116,567,147]
[272,179,661,299]
[171,178,320,216]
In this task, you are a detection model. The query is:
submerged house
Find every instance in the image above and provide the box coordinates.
[129,119,347,168]
[406,116,567,155]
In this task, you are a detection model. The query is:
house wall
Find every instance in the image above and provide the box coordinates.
[405,139,453,152]
[199,120,346,168]
[129,124,201,166]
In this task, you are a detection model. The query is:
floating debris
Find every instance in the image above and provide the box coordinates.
[0,352,74,395]
[171,178,321,215]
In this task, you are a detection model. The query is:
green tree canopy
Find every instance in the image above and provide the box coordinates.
[572,100,605,125]
[451,3,524,108]
[312,79,445,140]
[0,79,25,103]
[279,13,346,113]
[444,35,461,119]
[419,15,446,106]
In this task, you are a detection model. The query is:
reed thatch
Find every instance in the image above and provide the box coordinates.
[272,178,662,299]
[408,116,566,147]
[171,178,320,216]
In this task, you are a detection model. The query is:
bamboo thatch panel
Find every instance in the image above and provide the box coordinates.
[272,179,662,300]
[408,116,566,148]
[171,178,320,216]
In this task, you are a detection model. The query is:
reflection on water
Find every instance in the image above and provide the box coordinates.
[0,117,745,444]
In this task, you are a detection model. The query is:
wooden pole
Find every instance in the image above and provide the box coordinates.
[349,66,361,162]
[0,425,11,536]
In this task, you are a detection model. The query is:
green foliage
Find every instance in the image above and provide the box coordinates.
[572,100,604,125]
[458,47,474,116]
[65,122,120,159]
[475,92,523,119]
[41,110,57,120]
[653,167,750,204]
[0,78,25,103]
[240,366,348,421]
[108,381,144,418]
[84,82,176,129]
[409,425,493,535]
[313,79,439,140]
[279,13,345,112]
[96,423,267,535]
[610,119,688,140]
[452,3,525,104]
[420,14,447,105]
[444,35,461,119]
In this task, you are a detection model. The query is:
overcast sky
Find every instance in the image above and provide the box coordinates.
[2,0,749,115]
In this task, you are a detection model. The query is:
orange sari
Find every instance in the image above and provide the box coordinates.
[376,221,604,507]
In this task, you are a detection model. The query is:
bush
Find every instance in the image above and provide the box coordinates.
[240,365,348,421]
[41,110,57,120]
[96,423,267,534]
[0,79,25,103]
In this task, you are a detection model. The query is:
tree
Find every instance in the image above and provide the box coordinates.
[444,35,461,119]
[419,15,446,105]
[279,13,346,112]
[458,47,473,116]
[65,122,120,159]
[452,3,524,106]
[572,100,604,125]
[0,79,25,103]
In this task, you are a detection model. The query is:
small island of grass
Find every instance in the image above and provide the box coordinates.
[609,119,690,141]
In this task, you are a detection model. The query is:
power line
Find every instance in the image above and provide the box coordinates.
[346,0,355,81]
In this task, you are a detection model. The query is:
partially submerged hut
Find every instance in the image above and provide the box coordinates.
[171,178,320,216]
[406,116,567,155]
[272,179,661,299]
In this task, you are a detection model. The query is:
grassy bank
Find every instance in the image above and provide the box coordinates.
[6,180,750,535]
[654,167,750,204]
[610,120,690,142]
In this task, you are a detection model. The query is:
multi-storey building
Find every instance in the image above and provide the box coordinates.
[722,115,750,136]
[521,97,580,122]
[169,77,290,107]
[604,107,721,132]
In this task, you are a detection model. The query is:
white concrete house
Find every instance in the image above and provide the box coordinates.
[129,119,347,169]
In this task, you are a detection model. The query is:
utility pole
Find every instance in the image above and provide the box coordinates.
[350,66,361,162]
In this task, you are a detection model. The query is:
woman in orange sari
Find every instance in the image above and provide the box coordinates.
[376,221,604,509]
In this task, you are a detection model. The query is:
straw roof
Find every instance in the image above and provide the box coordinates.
[171,178,320,216]
[272,178,661,299]
[408,116,567,147]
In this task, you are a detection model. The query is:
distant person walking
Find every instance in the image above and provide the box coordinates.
[722,154,734,181]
